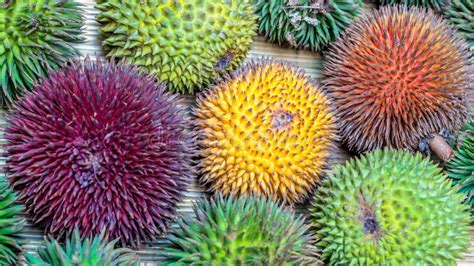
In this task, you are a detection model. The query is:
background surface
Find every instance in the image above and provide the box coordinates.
[2,0,473,264]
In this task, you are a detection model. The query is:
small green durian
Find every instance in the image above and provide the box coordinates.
[162,196,320,265]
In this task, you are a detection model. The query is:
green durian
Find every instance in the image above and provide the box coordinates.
[254,0,364,51]
[0,0,84,107]
[162,196,320,265]
[443,0,474,53]
[446,118,474,218]
[0,177,24,265]
[311,149,471,265]
[380,0,450,11]
[96,0,257,94]
[26,228,138,266]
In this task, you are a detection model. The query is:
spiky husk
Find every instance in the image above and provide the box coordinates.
[26,228,138,265]
[0,177,24,265]
[443,0,474,53]
[446,118,474,218]
[311,149,471,265]
[0,0,84,107]
[323,5,470,154]
[5,58,194,247]
[254,0,364,51]
[162,196,320,265]
[96,0,256,94]
[380,0,449,11]
[195,59,335,204]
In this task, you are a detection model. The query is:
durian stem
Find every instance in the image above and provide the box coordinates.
[428,133,454,162]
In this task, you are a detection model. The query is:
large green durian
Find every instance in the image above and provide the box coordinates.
[444,0,474,53]
[0,177,24,265]
[311,149,471,265]
[446,118,474,218]
[254,0,364,51]
[26,228,138,265]
[0,0,84,107]
[162,196,319,265]
[96,0,256,94]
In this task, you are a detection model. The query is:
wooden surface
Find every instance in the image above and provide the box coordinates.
[459,229,474,265]
[2,0,472,265]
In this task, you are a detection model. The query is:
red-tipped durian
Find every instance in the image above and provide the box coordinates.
[323,5,471,160]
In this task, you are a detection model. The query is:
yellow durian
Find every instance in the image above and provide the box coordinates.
[195,60,336,204]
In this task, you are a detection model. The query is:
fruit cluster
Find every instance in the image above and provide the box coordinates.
[0,0,472,265]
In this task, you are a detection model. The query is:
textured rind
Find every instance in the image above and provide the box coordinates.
[254,0,364,51]
[323,5,470,154]
[194,59,336,204]
[443,0,474,53]
[26,228,138,265]
[96,0,256,94]
[162,196,320,265]
[446,118,474,218]
[311,149,471,265]
[5,58,194,247]
[0,177,24,265]
[380,0,450,11]
[0,0,84,107]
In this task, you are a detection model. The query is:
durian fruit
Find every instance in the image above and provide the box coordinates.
[195,60,336,204]
[5,58,194,247]
[0,0,84,107]
[254,0,364,51]
[162,196,319,265]
[311,149,471,265]
[443,0,474,52]
[26,228,138,265]
[96,0,256,94]
[446,118,473,218]
[380,0,449,11]
[323,5,471,161]
[0,177,24,265]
